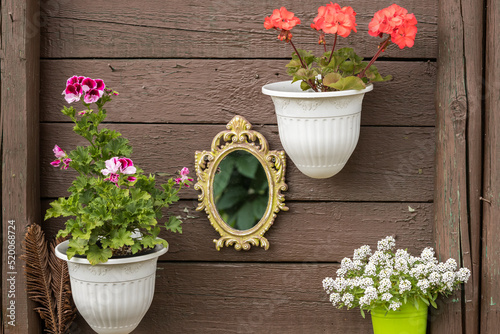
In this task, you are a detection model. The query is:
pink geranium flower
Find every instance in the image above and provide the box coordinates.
[84,89,101,104]
[101,157,137,185]
[53,145,66,158]
[81,77,97,92]
[175,167,194,187]
[117,158,137,174]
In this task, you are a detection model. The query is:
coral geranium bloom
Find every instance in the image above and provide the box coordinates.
[391,24,418,49]
[312,3,357,38]
[264,7,301,31]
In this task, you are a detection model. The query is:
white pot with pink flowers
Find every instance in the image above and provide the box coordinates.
[46,76,193,333]
[262,3,418,178]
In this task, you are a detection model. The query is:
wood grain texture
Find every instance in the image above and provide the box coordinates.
[40,0,437,59]
[433,0,481,332]
[482,0,500,331]
[1,0,41,332]
[40,123,434,202]
[40,59,436,126]
[42,200,433,263]
[67,261,441,333]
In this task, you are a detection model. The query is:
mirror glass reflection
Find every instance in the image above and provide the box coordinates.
[213,150,269,231]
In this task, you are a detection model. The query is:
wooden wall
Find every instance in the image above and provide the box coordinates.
[39,0,436,332]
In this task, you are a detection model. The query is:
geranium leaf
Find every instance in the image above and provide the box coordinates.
[165,215,183,233]
[87,245,113,265]
[324,76,366,91]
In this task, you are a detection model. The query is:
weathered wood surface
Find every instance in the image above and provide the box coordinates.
[482,0,500,331]
[40,0,437,59]
[40,60,436,127]
[1,0,41,332]
[40,123,435,202]
[42,200,433,263]
[433,0,482,332]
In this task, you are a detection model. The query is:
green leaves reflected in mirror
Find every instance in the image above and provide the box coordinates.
[213,151,269,231]
[195,116,288,251]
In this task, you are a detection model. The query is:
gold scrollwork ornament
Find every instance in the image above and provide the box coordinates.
[195,116,288,251]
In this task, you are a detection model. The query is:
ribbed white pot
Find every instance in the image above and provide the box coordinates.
[262,81,373,179]
[55,240,168,334]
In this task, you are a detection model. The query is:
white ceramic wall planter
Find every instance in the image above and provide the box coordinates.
[55,241,168,334]
[262,80,373,179]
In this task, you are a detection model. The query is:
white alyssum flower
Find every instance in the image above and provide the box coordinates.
[333,277,348,292]
[445,258,457,272]
[381,292,393,301]
[377,236,396,252]
[428,272,441,285]
[364,263,377,276]
[394,257,409,273]
[360,277,375,289]
[353,245,372,261]
[378,278,392,293]
[420,247,437,263]
[365,286,378,300]
[389,301,402,311]
[378,268,394,280]
[456,267,471,283]
[330,293,341,306]
[417,279,430,294]
[323,277,335,293]
[342,293,354,308]
[352,259,363,271]
[336,267,347,277]
[399,279,412,294]
[442,271,456,290]
[341,257,354,271]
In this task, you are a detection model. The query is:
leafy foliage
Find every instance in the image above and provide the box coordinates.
[46,86,190,265]
[286,47,392,92]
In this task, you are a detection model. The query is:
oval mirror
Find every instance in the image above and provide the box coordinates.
[213,150,269,231]
[195,116,288,251]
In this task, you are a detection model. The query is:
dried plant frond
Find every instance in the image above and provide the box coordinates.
[22,224,76,334]
[49,237,76,333]
[22,224,59,333]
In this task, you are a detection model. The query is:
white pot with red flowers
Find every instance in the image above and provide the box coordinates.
[262,4,418,178]
[47,76,193,333]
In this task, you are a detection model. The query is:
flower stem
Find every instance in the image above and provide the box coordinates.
[289,40,306,69]
[289,40,318,91]
[327,33,338,64]
[358,37,391,79]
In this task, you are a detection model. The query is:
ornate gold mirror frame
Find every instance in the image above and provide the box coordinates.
[195,116,288,251]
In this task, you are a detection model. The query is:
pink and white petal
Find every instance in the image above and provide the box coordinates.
[50,160,61,167]
[83,89,100,104]
[121,166,136,175]
[81,77,96,92]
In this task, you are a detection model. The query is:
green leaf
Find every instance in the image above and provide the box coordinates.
[235,201,257,230]
[323,73,342,87]
[360,308,365,319]
[216,186,247,211]
[364,65,393,82]
[419,295,430,306]
[86,244,113,265]
[300,81,312,91]
[165,215,183,233]
[324,76,366,91]
[429,298,438,309]
[235,153,260,179]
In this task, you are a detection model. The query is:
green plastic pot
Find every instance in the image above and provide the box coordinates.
[371,299,428,334]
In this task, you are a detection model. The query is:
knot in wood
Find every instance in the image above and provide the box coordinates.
[449,98,467,139]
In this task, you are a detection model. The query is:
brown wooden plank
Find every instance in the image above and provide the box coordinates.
[40,0,437,59]
[42,200,433,263]
[433,0,482,332]
[40,59,436,127]
[65,263,370,333]
[40,123,434,202]
[1,0,41,332]
[482,0,500,331]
